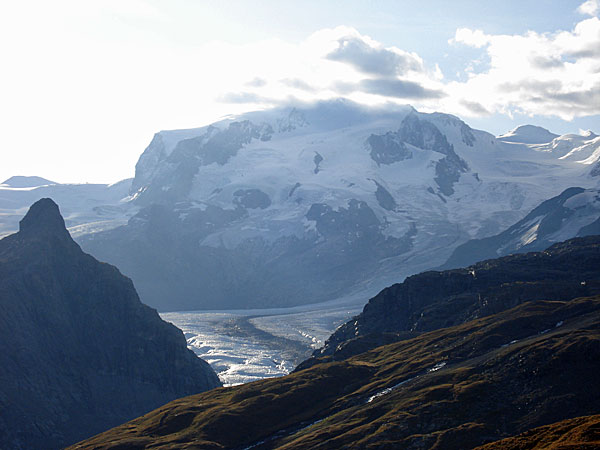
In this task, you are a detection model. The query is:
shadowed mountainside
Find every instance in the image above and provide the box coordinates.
[306,235,600,365]
[0,199,221,450]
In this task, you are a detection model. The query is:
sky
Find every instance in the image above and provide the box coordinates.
[0,0,599,184]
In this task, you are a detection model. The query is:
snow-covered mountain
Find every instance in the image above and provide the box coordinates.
[2,175,57,188]
[72,100,599,311]
[497,124,559,144]
[499,127,600,169]
[441,187,600,269]
[0,177,135,239]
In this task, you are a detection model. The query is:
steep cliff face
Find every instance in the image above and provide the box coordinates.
[0,199,221,450]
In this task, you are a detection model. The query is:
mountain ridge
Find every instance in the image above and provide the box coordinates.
[1,101,598,311]
[304,234,600,365]
[0,198,221,449]
[1,175,57,188]
[497,124,559,144]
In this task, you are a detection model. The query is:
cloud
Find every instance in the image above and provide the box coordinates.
[529,55,564,69]
[445,17,600,119]
[200,26,444,111]
[280,78,317,93]
[218,92,274,104]
[327,34,423,76]
[451,28,489,48]
[543,84,600,115]
[460,100,490,116]
[212,20,600,121]
[353,78,444,99]
[246,78,267,88]
[333,78,443,100]
[578,0,599,16]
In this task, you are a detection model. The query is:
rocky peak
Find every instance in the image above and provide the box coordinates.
[18,197,71,240]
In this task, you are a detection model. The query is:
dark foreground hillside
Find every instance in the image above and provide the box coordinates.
[0,199,221,449]
[72,294,600,449]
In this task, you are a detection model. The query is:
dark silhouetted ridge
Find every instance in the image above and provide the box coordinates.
[0,199,221,450]
[18,197,70,239]
[71,234,600,450]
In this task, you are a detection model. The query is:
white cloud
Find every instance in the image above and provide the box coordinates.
[326,31,424,76]
[216,26,444,108]
[578,0,599,16]
[445,17,600,120]
[223,21,600,121]
[451,28,490,48]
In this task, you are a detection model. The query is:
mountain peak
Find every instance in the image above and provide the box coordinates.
[581,129,597,139]
[1,175,57,188]
[498,124,559,144]
[19,198,70,238]
[1,200,221,449]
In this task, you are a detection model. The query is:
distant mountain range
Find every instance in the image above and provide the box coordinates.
[79,101,600,311]
[2,100,599,310]
[1,175,57,188]
[70,235,600,449]
[0,199,220,449]
[0,176,133,239]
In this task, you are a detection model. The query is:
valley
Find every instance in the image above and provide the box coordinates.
[161,292,365,385]
[71,293,600,449]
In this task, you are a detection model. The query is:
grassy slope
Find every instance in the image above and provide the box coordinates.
[71,296,600,450]
[474,414,600,450]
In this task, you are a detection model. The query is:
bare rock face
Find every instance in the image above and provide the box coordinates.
[0,198,221,450]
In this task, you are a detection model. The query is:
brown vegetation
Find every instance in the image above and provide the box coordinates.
[71,296,600,449]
